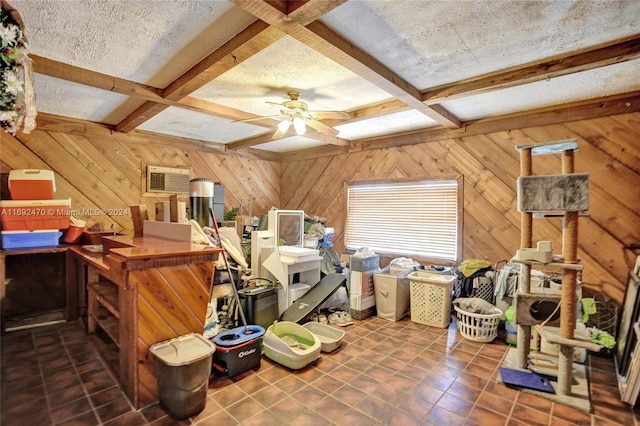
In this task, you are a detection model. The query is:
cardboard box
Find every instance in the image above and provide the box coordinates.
[350,269,379,295]
[9,169,55,200]
[0,199,71,231]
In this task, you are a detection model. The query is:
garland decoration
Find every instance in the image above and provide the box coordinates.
[0,0,35,134]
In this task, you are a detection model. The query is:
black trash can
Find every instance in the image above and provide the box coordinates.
[238,286,279,329]
[150,333,215,420]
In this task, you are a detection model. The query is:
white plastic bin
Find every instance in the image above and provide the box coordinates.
[150,333,215,420]
[408,271,456,327]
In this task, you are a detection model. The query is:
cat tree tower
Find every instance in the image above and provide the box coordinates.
[507,139,600,412]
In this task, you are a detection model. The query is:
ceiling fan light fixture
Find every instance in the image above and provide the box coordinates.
[293,116,306,135]
[277,119,291,133]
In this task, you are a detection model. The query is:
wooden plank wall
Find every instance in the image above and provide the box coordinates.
[281,113,640,305]
[2,112,639,306]
[1,126,281,233]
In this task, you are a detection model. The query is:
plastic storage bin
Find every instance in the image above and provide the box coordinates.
[408,271,456,327]
[150,333,215,420]
[1,230,62,249]
[0,199,71,231]
[373,268,410,321]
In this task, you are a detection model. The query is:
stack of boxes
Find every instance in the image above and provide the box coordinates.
[348,251,380,319]
[0,170,70,249]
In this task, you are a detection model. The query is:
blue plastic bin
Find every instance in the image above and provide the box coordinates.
[1,230,62,249]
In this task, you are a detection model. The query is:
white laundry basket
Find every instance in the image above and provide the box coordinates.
[408,271,455,327]
[454,305,502,342]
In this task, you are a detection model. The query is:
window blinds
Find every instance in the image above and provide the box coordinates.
[346,180,459,261]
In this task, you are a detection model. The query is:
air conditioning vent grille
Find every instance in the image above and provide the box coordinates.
[146,166,190,194]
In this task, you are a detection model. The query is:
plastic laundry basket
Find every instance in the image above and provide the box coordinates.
[150,333,215,420]
[408,271,456,327]
[454,305,502,342]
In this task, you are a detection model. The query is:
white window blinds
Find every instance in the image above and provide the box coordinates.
[346,179,460,261]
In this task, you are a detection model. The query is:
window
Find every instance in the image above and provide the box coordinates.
[345,178,462,262]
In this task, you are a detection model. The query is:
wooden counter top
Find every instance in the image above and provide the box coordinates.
[69,235,220,273]
[104,235,219,259]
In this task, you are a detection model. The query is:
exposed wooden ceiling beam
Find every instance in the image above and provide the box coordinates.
[280,91,640,161]
[31,53,408,138]
[31,55,166,103]
[29,112,280,162]
[232,0,461,129]
[226,131,281,150]
[361,91,640,150]
[177,96,279,124]
[422,35,640,104]
[30,90,640,164]
[115,21,284,133]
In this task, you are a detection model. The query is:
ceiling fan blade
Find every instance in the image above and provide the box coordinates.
[306,118,339,136]
[309,110,351,120]
[266,101,294,113]
[232,114,281,123]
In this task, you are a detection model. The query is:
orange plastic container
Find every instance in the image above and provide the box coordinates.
[0,199,71,231]
[8,169,55,200]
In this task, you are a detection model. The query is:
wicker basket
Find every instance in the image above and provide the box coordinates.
[454,305,502,342]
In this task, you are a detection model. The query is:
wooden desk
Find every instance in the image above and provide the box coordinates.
[68,236,220,408]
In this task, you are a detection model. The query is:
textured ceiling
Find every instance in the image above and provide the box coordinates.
[10,0,640,158]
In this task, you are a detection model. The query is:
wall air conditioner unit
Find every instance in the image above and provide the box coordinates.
[146,165,190,194]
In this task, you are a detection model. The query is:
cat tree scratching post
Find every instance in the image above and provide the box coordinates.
[516,146,533,369]
[513,139,597,403]
[558,148,579,394]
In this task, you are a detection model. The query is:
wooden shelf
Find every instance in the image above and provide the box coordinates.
[515,139,578,155]
[90,305,120,347]
[91,331,120,378]
[510,258,584,271]
[532,213,591,219]
[88,281,119,319]
[88,280,120,348]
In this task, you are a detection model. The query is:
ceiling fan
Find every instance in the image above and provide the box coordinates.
[236,90,350,138]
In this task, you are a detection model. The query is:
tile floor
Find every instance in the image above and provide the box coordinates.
[1,316,639,425]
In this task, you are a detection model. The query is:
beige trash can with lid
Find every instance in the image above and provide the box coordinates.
[150,333,215,419]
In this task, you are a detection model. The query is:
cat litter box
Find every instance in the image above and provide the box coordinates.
[263,321,321,369]
[211,325,265,379]
[302,322,345,353]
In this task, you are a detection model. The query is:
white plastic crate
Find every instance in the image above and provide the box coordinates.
[408,271,455,327]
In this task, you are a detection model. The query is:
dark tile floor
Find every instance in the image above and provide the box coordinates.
[1,316,639,425]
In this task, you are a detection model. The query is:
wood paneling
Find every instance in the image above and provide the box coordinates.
[283,113,640,305]
[2,112,638,306]
[1,125,281,233]
[131,263,213,407]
